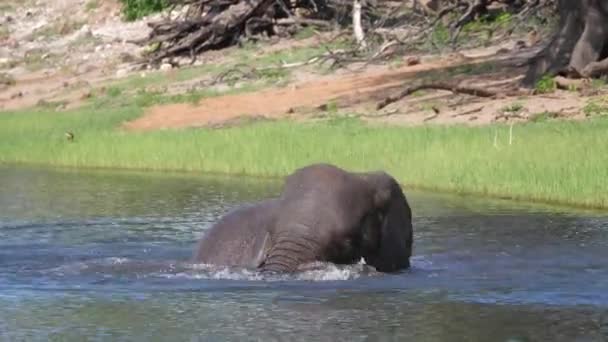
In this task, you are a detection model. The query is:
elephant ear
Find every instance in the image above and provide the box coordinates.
[362,172,413,272]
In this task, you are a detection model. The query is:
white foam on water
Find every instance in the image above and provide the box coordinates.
[152,261,380,281]
[293,262,371,281]
[45,257,384,282]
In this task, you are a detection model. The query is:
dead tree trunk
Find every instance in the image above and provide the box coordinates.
[146,0,276,63]
[523,0,608,86]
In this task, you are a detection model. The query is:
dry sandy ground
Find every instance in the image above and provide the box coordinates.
[1,0,605,130]
[123,43,597,131]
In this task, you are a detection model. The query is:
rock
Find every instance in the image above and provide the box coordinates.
[119,52,136,63]
[406,56,420,66]
[211,84,230,93]
[6,39,19,49]
[80,91,92,100]
[116,68,128,77]
[78,25,92,38]
[159,63,173,72]
[0,58,11,67]
[95,45,104,53]
[175,57,192,67]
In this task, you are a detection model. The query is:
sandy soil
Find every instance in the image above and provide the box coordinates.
[123,43,594,131]
[1,0,605,130]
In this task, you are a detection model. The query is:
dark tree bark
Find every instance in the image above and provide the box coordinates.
[523,0,608,86]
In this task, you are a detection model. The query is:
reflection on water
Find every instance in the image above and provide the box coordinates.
[0,165,607,341]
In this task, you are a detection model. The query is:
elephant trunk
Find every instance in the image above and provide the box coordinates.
[261,229,321,273]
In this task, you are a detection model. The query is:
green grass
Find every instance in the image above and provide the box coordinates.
[91,42,344,100]
[119,0,169,21]
[1,101,607,209]
[85,0,99,11]
[535,74,557,94]
[584,96,608,117]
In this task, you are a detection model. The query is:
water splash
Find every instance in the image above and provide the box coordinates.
[44,258,383,282]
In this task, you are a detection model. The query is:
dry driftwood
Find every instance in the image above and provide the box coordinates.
[146,0,276,62]
[376,82,524,110]
[139,0,553,64]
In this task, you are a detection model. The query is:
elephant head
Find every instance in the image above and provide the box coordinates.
[258,164,413,273]
[357,170,413,272]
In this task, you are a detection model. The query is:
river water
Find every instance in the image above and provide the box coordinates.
[0,165,607,341]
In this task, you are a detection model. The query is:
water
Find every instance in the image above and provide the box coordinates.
[0,165,607,341]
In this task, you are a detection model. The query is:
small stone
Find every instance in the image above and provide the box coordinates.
[116,68,128,77]
[6,39,19,48]
[118,52,136,63]
[176,57,191,67]
[406,56,420,66]
[95,45,103,53]
[78,25,92,38]
[159,63,172,72]
[80,91,92,100]
[63,81,69,88]
[10,91,23,99]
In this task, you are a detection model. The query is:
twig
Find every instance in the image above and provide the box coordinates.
[451,106,483,117]
[423,112,440,122]
[495,112,526,121]
[275,18,332,28]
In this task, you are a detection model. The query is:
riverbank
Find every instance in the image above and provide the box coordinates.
[1,100,607,209]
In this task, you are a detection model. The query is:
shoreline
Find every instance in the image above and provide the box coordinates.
[1,94,607,213]
[3,159,607,213]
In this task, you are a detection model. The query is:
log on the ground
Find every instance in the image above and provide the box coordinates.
[523,0,608,86]
[376,82,526,110]
[145,0,276,63]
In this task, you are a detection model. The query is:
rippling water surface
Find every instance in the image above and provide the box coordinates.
[1,165,607,341]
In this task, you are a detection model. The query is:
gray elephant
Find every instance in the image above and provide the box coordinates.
[192,163,413,273]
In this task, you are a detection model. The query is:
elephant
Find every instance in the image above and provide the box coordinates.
[192,163,413,273]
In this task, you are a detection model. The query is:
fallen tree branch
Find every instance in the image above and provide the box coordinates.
[146,0,276,62]
[377,82,521,110]
[451,106,484,117]
[275,18,332,28]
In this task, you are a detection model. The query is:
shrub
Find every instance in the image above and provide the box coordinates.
[119,0,169,21]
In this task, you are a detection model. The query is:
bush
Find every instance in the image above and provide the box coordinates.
[119,0,169,21]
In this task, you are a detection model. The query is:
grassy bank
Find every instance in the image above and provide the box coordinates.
[1,100,607,209]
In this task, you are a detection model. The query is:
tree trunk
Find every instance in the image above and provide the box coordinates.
[522,0,608,87]
[353,0,367,49]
